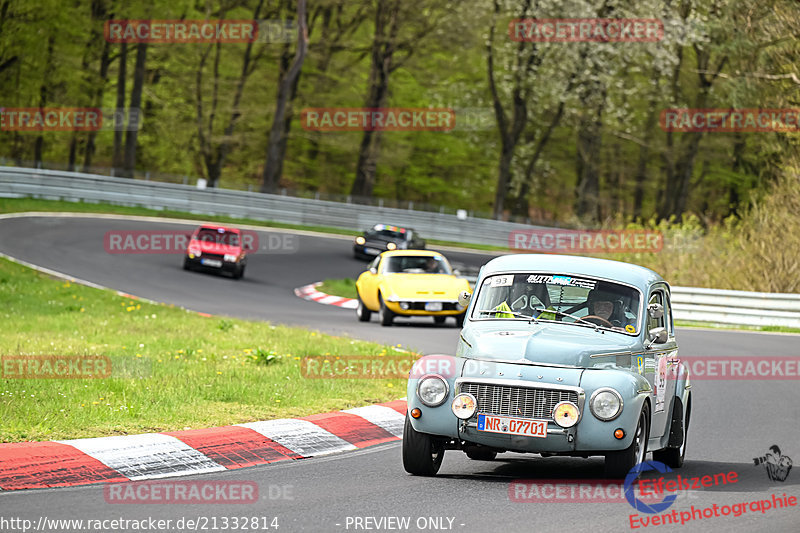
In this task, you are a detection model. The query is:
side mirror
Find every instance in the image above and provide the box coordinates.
[648,327,668,345]
[458,290,471,308]
[648,303,664,319]
[369,267,378,275]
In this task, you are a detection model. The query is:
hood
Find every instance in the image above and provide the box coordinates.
[462,322,638,368]
[192,239,241,255]
[382,274,469,299]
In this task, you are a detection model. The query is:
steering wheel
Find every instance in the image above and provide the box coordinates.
[582,315,613,328]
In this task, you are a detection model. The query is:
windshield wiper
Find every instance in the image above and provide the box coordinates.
[476,309,538,323]
[531,307,599,331]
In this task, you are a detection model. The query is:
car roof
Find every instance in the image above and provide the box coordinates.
[197,224,240,233]
[369,224,410,233]
[481,254,665,290]
[380,250,445,258]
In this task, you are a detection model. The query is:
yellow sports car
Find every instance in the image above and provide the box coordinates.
[355,250,471,327]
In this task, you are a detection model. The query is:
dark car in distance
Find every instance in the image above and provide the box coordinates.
[353,224,426,259]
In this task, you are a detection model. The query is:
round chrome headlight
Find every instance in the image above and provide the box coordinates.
[417,375,448,407]
[451,393,477,419]
[590,388,623,421]
[386,242,397,250]
[355,236,366,245]
[552,401,580,428]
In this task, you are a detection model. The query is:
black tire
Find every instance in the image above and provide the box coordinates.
[465,447,497,461]
[356,294,372,322]
[232,265,244,279]
[455,313,465,327]
[379,294,394,326]
[183,259,191,271]
[433,316,446,325]
[604,405,649,478]
[653,399,689,468]
[402,414,445,476]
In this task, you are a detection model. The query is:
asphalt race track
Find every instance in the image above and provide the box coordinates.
[1,214,799,533]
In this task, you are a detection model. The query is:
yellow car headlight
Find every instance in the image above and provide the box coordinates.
[451,393,477,419]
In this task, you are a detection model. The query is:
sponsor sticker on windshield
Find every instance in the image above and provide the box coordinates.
[526,274,597,289]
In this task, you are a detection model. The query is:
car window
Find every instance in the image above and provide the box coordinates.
[471,273,641,334]
[195,228,240,246]
[647,290,665,332]
[382,255,452,274]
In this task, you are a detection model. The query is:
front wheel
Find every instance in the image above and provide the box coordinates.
[379,295,394,326]
[455,313,465,327]
[465,447,497,461]
[356,295,372,322]
[605,405,649,478]
[433,316,446,325]
[402,414,445,476]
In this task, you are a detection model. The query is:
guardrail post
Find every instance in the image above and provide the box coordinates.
[182,175,188,185]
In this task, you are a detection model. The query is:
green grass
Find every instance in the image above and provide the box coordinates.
[317,278,359,300]
[0,258,415,442]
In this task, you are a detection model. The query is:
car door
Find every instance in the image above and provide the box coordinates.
[643,285,678,440]
[358,256,382,310]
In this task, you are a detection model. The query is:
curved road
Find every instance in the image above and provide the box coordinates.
[1,214,798,533]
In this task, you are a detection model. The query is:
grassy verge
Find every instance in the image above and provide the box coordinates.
[0,258,414,442]
[317,278,359,300]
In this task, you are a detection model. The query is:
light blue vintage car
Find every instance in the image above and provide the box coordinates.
[403,254,691,477]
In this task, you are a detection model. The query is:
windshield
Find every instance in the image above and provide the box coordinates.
[195,228,240,246]
[471,273,641,334]
[382,255,452,274]
[368,229,407,240]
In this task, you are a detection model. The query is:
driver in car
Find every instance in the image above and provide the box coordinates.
[586,289,633,331]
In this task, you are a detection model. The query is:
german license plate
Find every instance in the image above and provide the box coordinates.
[477,414,548,438]
[425,302,443,312]
[364,247,380,255]
[201,259,222,267]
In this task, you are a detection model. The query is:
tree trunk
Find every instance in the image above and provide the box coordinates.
[349,0,398,198]
[112,42,127,171]
[123,43,148,178]
[261,0,308,193]
[574,84,606,223]
[84,0,113,170]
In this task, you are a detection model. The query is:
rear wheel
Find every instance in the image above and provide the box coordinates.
[605,405,649,478]
[379,295,394,326]
[356,294,372,322]
[653,399,689,468]
[402,414,445,476]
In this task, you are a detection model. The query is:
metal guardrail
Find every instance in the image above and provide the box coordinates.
[670,287,800,328]
[1,166,799,329]
[0,166,543,247]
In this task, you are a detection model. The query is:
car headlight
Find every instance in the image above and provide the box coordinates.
[355,236,366,245]
[399,302,410,310]
[552,401,580,428]
[224,254,238,262]
[386,242,397,250]
[188,248,201,258]
[417,375,448,407]
[590,388,623,421]
[451,393,477,419]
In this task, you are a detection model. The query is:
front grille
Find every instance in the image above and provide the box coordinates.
[459,382,578,420]
[201,252,224,260]
[406,302,459,311]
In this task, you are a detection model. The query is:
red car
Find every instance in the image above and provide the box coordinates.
[183,225,248,279]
